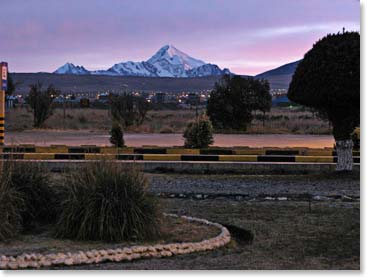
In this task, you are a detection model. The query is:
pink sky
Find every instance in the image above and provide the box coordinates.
[0,0,360,75]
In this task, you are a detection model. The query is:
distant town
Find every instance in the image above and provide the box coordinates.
[6,88,289,110]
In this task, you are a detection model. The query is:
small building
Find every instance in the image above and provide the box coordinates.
[153,92,167,104]
[5,95,18,109]
[186,93,200,105]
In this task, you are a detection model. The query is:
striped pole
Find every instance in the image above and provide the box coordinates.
[0,62,8,146]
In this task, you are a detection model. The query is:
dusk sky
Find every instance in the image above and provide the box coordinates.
[0,0,360,75]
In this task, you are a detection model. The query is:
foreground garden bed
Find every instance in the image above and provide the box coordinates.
[0,214,231,269]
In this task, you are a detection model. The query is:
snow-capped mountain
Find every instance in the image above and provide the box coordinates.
[54,63,90,75]
[54,45,231,78]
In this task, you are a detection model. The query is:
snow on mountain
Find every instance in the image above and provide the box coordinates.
[187,64,230,77]
[147,44,206,77]
[54,45,231,77]
[54,63,90,75]
[105,61,157,77]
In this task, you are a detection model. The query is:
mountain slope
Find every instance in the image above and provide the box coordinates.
[104,61,157,77]
[255,60,301,89]
[11,73,223,94]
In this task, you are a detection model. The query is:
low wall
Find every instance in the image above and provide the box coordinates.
[0,145,360,157]
[8,160,360,174]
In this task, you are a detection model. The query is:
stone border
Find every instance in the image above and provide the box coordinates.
[0,213,231,270]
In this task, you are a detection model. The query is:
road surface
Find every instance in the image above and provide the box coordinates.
[5,130,334,148]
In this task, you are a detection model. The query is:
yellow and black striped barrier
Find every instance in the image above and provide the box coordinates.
[0,62,7,146]
[0,145,360,157]
[0,117,4,146]
[0,153,360,163]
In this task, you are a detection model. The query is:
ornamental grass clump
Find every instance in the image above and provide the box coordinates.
[55,162,161,242]
[0,161,56,239]
[2,162,58,230]
[0,165,24,241]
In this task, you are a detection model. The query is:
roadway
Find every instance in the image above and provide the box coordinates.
[5,130,335,148]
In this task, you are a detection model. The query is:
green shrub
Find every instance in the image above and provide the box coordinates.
[56,162,161,242]
[110,122,125,147]
[183,115,214,148]
[3,162,58,230]
[0,166,24,241]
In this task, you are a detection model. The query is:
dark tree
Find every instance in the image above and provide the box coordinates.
[109,121,125,147]
[110,93,149,128]
[253,79,272,126]
[27,82,58,128]
[288,32,360,171]
[6,74,16,96]
[207,75,271,131]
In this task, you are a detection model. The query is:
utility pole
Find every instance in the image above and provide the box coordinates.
[0,62,8,146]
[63,93,66,129]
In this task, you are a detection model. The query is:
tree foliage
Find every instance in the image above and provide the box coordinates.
[110,93,149,129]
[110,121,125,147]
[288,32,360,140]
[207,75,271,131]
[6,74,16,96]
[183,115,214,148]
[27,82,58,128]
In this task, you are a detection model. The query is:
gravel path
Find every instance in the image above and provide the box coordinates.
[147,173,360,198]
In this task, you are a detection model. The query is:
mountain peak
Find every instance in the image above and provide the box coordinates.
[54,63,89,75]
[147,44,206,76]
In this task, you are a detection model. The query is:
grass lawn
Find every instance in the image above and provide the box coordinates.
[45,199,359,270]
[0,216,219,257]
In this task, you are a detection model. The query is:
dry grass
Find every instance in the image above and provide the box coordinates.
[5,106,331,135]
[0,216,219,257]
[162,199,359,270]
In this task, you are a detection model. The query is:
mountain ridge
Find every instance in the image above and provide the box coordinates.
[54,45,230,78]
[12,59,301,94]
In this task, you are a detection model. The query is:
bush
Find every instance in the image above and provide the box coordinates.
[55,162,161,242]
[0,166,24,241]
[110,122,125,147]
[183,115,214,148]
[2,162,58,230]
